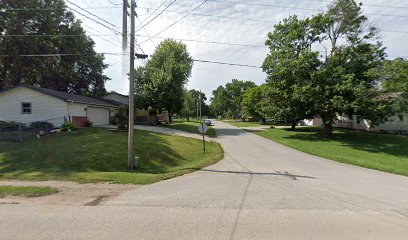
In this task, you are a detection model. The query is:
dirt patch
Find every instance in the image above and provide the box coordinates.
[0,180,139,206]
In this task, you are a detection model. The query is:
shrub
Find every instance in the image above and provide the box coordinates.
[114,106,128,130]
[84,120,93,127]
[0,121,19,129]
[30,121,54,130]
[61,122,76,131]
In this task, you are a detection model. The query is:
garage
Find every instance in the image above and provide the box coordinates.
[87,107,110,126]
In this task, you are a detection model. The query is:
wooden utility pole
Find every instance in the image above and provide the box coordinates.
[200,91,206,154]
[122,0,128,50]
[127,0,136,170]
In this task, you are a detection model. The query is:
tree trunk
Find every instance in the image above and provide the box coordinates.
[290,120,297,130]
[261,118,266,125]
[324,122,333,137]
[169,113,173,123]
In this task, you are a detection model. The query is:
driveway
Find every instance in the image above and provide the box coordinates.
[1,120,408,239]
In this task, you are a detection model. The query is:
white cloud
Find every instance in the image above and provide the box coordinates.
[70,0,408,98]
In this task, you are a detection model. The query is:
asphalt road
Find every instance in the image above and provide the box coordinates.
[1,121,408,239]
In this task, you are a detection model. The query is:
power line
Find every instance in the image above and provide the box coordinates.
[138,0,169,26]
[136,0,178,32]
[137,35,266,48]
[0,52,129,57]
[194,59,261,68]
[136,17,157,47]
[139,0,208,45]
[67,7,121,34]
[4,4,408,18]
[138,6,276,23]
[66,1,117,28]
[106,0,122,6]
[205,0,408,18]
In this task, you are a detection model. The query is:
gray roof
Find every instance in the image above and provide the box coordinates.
[1,85,120,107]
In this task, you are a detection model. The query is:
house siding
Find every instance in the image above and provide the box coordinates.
[0,87,68,126]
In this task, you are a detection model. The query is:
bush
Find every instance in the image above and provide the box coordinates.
[0,121,19,129]
[61,122,76,131]
[30,121,54,130]
[114,106,128,130]
[84,120,93,127]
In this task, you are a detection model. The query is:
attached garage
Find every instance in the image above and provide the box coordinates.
[0,85,119,128]
[87,107,110,126]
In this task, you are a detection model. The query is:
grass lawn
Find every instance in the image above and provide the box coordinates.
[255,127,408,176]
[0,128,224,184]
[0,186,58,198]
[162,120,217,138]
[226,121,262,128]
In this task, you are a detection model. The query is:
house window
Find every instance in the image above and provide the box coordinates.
[21,102,32,114]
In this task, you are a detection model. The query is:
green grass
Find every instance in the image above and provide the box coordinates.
[0,186,58,198]
[255,127,408,176]
[226,121,262,128]
[0,128,224,184]
[162,120,217,138]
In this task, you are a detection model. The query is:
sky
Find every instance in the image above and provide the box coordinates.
[69,0,408,100]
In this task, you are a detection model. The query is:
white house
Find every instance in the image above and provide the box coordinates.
[0,85,120,127]
[307,112,408,133]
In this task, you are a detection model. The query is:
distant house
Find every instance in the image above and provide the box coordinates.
[308,113,408,133]
[102,92,169,125]
[306,93,408,134]
[0,85,120,127]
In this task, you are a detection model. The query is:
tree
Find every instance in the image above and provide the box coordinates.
[0,0,109,96]
[210,86,228,119]
[263,15,320,129]
[136,39,193,123]
[311,0,390,136]
[263,0,393,136]
[180,90,195,121]
[377,58,408,95]
[210,79,256,119]
[242,85,270,124]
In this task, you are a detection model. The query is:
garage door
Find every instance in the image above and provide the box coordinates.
[87,107,110,126]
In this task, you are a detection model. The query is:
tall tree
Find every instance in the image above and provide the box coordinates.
[311,0,389,136]
[0,0,109,96]
[242,84,270,124]
[263,15,320,129]
[136,39,193,122]
[263,0,392,136]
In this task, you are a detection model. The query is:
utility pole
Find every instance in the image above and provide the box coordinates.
[196,97,199,121]
[199,90,206,154]
[122,0,128,50]
[127,0,136,170]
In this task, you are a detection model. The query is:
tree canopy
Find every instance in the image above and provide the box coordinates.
[262,0,393,135]
[135,39,193,121]
[0,0,109,96]
[210,79,256,119]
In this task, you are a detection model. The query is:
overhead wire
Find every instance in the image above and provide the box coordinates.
[66,1,117,28]
[135,0,178,32]
[138,0,208,45]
